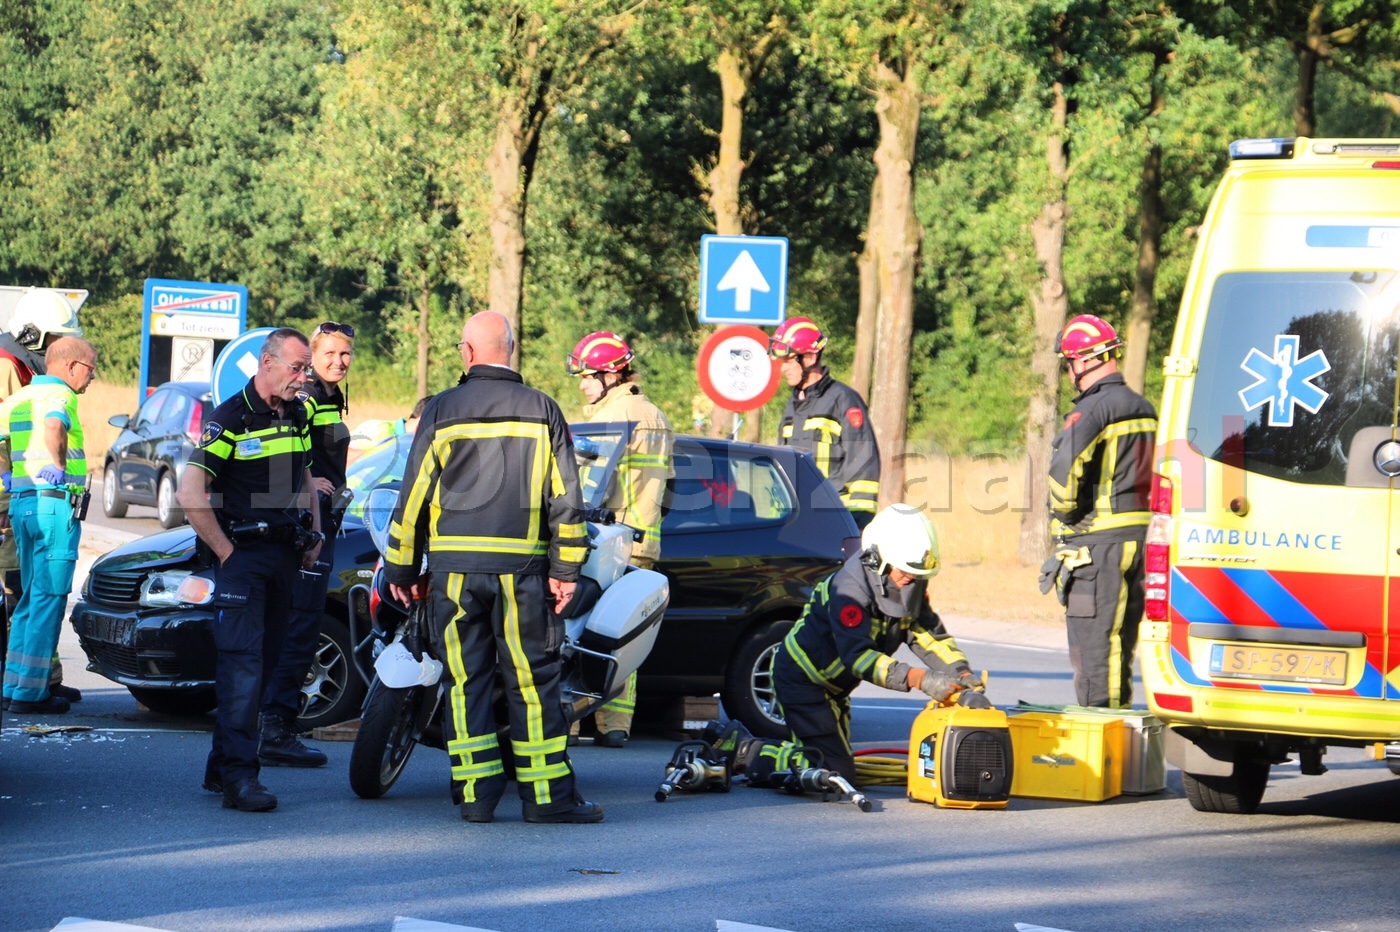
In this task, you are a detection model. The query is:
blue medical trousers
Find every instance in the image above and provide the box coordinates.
[2,493,79,703]
[208,540,296,784]
[261,521,337,727]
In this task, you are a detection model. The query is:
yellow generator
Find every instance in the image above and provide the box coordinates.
[907,701,1014,809]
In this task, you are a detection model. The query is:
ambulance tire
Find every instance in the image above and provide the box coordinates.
[721,619,792,740]
[349,681,422,799]
[1182,757,1270,814]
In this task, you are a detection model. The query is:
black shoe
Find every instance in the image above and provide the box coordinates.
[595,730,627,748]
[523,797,605,824]
[222,777,277,812]
[202,766,223,794]
[259,720,328,768]
[49,684,82,703]
[8,695,70,714]
[460,802,496,824]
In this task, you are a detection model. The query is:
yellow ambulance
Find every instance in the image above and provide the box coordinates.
[1143,137,1400,813]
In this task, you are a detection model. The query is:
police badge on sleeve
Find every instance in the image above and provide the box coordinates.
[199,422,223,447]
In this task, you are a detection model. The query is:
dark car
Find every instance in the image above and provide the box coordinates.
[70,427,857,736]
[102,381,214,528]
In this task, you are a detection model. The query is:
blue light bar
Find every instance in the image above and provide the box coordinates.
[1229,138,1296,160]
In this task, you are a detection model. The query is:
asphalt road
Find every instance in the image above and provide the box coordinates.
[3,622,1398,932]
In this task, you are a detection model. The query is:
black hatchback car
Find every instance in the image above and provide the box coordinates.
[102,381,214,528]
[70,428,857,736]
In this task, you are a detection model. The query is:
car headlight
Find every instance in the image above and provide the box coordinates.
[139,570,216,607]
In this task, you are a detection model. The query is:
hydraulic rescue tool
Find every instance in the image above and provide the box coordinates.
[655,740,733,801]
[781,765,872,812]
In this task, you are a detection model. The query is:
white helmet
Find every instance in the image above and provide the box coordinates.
[10,289,82,350]
[861,503,941,578]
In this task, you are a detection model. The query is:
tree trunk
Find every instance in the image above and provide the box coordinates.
[851,174,882,402]
[1122,56,1166,393]
[417,284,432,400]
[1017,79,1072,565]
[1293,42,1318,136]
[487,103,528,370]
[868,60,923,508]
[707,48,749,438]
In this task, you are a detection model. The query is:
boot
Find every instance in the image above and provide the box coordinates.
[222,777,277,812]
[259,717,328,768]
[523,796,605,824]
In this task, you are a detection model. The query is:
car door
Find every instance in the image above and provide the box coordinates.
[124,389,169,501]
[153,391,191,483]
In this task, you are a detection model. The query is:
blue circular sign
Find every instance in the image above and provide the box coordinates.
[211,327,276,406]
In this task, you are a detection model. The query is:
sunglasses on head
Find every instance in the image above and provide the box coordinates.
[316,321,355,339]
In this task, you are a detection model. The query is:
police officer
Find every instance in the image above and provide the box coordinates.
[769,317,880,527]
[386,312,601,824]
[565,331,674,748]
[178,328,322,812]
[1047,314,1158,709]
[772,503,988,782]
[259,322,357,767]
[0,337,97,714]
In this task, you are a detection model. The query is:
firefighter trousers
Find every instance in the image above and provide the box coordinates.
[772,646,856,782]
[430,572,577,814]
[1064,538,1144,709]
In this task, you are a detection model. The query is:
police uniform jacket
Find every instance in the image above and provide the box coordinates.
[385,365,588,584]
[188,380,312,530]
[302,375,350,490]
[1048,373,1158,544]
[783,553,970,697]
[581,383,674,564]
[778,371,880,515]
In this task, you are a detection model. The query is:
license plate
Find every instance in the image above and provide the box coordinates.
[1208,643,1347,686]
[83,613,135,644]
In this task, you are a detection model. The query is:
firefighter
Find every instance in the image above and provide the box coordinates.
[178,328,322,812]
[771,503,988,782]
[565,331,674,748]
[386,312,601,824]
[0,289,84,711]
[258,322,357,767]
[768,317,880,528]
[1045,314,1158,708]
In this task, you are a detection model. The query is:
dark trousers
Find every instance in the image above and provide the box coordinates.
[261,527,337,726]
[1065,539,1145,709]
[430,572,576,815]
[208,541,296,784]
[772,648,856,782]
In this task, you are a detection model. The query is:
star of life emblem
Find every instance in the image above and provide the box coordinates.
[1239,334,1331,428]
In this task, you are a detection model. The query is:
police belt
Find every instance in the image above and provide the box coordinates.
[222,520,300,546]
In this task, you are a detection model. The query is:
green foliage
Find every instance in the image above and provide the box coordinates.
[81,295,145,385]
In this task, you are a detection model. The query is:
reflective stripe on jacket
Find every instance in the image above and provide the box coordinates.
[777,371,879,514]
[386,365,587,582]
[583,384,674,564]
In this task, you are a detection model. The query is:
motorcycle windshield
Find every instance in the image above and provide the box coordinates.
[570,422,632,511]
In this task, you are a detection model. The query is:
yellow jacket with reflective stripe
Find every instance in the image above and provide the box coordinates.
[582,384,674,564]
[777,371,880,514]
[385,365,587,583]
[1048,373,1158,544]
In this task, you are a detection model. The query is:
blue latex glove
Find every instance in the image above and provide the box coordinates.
[0,472,10,493]
[36,465,67,486]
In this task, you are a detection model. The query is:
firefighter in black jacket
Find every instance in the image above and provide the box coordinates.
[769,317,880,527]
[772,503,988,782]
[385,312,602,824]
[1046,314,1158,709]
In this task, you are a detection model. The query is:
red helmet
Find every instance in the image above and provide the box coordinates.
[1057,314,1122,361]
[768,317,828,359]
[567,331,634,376]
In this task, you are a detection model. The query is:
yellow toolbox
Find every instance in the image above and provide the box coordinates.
[1006,708,1123,802]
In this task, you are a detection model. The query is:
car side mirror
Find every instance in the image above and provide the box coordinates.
[108,414,130,429]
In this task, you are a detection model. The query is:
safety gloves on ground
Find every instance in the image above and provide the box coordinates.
[36,465,67,486]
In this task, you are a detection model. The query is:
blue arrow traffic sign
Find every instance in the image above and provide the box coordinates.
[211,327,277,406]
[698,234,789,325]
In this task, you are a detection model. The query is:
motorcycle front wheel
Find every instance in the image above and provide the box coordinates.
[349,681,423,799]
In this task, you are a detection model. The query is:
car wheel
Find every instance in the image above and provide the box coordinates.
[102,463,128,518]
[128,686,216,717]
[349,682,422,799]
[295,614,367,731]
[721,619,793,739]
[1182,757,1270,814]
[156,471,184,528]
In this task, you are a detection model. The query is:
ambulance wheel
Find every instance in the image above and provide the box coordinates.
[1182,758,1270,814]
[722,619,791,740]
[102,464,128,518]
[350,682,421,799]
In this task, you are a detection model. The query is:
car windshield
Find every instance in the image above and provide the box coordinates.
[570,422,629,510]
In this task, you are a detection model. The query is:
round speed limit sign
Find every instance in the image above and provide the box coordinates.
[696,325,783,412]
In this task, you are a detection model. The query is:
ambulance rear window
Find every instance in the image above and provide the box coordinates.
[1186,271,1400,486]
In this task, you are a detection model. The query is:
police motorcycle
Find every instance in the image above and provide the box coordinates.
[348,426,668,798]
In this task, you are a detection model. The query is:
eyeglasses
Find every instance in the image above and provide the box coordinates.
[316,321,355,339]
[273,356,315,376]
[72,359,97,375]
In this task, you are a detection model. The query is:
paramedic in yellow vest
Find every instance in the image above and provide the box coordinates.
[566,331,674,748]
[0,336,96,714]
[769,317,880,529]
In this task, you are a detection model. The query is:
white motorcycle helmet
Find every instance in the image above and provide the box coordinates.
[10,289,82,351]
[861,503,941,578]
